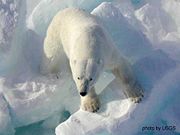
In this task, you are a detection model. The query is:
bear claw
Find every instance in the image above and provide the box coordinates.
[130,96,142,103]
[128,82,144,103]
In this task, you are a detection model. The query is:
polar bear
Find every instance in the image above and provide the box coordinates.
[40,8,144,112]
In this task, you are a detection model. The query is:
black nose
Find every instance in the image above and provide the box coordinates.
[80,92,87,96]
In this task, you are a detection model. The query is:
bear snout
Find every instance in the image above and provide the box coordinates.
[80,91,87,96]
[79,80,89,96]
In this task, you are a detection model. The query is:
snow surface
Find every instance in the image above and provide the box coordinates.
[0,0,19,63]
[0,0,180,135]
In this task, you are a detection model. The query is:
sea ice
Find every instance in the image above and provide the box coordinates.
[0,0,180,135]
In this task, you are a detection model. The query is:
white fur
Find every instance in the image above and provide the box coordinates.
[41,8,144,112]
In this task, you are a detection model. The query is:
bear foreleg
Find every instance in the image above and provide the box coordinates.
[80,87,100,112]
[111,55,144,103]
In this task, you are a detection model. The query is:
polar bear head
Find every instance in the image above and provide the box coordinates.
[70,58,103,96]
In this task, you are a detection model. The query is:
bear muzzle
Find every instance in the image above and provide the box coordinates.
[79,80,89,96]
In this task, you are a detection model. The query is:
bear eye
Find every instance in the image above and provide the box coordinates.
[90,78,93,81]
[77,77,80,80]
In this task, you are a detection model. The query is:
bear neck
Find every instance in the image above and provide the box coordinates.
[70,27,102,61]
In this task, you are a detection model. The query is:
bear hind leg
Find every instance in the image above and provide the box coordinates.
[40,54,61,75]
[40,35,69,76]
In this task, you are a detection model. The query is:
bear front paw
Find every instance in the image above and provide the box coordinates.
[81,97,100,112]
[126,81,144,103]
[130,96,143,103]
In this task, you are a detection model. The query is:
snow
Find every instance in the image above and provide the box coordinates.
[91,2,153,62]
[117,65,180,135]
[1,71,113,129]
[0,0,18,62]
[0,93,15,135]
[27,0,113,37]
[134,2,177,44]
[56,79,135,135]
[0,0,180,135]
